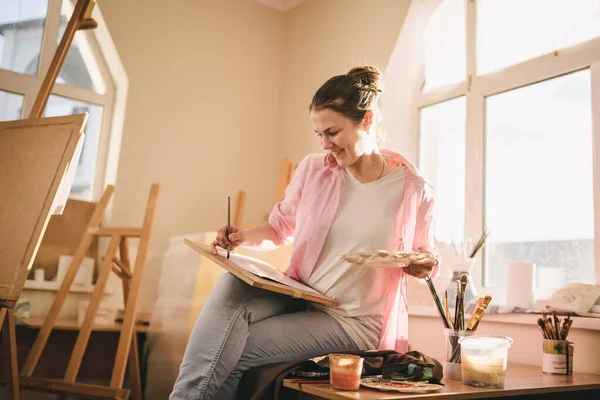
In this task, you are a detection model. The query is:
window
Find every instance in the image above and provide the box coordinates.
[418,0,600,302]
[0,0,49,75]
[477,0,600,75]
[485,71,594,291]
[45,95,104,200]
[0,0,125,201]
[423,0,466,91]
[0,90,24,120]
[419,97,466,244]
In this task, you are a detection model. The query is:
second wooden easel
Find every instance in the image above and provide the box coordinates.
[20,184,160,399]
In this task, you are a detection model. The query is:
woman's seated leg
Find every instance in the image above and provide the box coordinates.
[170,273,304,400]
[216,308,359,400]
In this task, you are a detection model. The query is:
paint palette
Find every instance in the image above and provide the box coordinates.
[360,377,443,393]
[340,250,436,269]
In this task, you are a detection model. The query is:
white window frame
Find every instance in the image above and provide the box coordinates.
[0,0,127,205]
[415,0,600,301]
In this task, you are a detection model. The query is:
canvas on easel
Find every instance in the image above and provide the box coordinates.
[0,114,86,400]
[0,115,86,305]
[184,240,338,307]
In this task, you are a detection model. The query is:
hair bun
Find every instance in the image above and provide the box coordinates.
[346,65,383,92]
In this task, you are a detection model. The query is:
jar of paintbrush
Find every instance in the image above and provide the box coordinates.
[538,311,574,375]
[425,269,493,381]
[443,293,492,380]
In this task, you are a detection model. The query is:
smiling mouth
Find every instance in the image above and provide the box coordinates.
[330,149,344,156]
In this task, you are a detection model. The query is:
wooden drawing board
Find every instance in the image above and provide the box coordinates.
[184,240,338,307]
[0,115,86,306]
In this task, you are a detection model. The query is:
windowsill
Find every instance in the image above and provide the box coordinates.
[408,305,600,331]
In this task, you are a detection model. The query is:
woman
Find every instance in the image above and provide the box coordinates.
[170,66,439,400]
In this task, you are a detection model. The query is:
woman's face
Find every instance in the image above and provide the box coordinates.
[311,108,372,168]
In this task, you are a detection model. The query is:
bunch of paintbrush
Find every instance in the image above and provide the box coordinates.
[537,311,572,340]
[448,295,492,363]
[424,274,492,363]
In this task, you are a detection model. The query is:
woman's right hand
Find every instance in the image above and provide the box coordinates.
[210,224,247,255]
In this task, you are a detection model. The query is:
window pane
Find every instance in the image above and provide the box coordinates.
[478,0,600,75]
[55,0,106,94]
[0,90,24,120]
[419,97,466,244]
[485,70,594,293]
[423,0,466,91]
[0,0,49,75]
[45,95,104,200]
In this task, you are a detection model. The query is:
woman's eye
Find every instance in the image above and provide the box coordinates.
[329,131,340,137]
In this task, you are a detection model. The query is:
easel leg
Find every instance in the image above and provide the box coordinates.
[111,185,159,389]
[120,250,142,400]
[2,308,20,400]
[128,333,143,400]
[64,235,121,382]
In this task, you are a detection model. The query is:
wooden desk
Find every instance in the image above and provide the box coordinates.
[283,364,600,400]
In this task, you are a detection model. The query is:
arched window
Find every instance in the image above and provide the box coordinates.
[417,0,600,302]
[0,0,127,201]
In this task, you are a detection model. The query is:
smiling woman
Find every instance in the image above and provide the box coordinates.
[310,66,391,183]
[171,65,440,400]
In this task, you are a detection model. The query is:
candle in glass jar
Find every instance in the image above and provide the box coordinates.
[329,354,363,391]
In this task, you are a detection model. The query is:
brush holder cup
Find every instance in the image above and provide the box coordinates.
[443,329,475,381]
[542,340,574,375]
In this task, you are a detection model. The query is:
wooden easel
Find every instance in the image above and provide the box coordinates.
[0,115,87,400]
[232,157,297,227]
[274,157,297,205]
[3,0,158,398]
[20,184,160,399]
[29,0,98,119]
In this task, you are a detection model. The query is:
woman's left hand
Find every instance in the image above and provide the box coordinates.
[404,258,438,279]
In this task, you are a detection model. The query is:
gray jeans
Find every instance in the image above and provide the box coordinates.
[169,273,359,400]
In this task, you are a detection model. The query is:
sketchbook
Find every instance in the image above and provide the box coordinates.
[184,240,338,307]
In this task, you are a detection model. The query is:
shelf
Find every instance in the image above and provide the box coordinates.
[16,316,151,333]
[408,305,600,331]
[23,280,114,294]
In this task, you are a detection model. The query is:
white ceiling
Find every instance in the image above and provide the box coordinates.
[254,0,305,12]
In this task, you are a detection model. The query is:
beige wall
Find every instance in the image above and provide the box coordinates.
[97,0,285,311]
[96,0,411,312]
[281,0,411,162]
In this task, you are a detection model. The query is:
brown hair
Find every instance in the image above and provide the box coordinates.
[309,65,383,122]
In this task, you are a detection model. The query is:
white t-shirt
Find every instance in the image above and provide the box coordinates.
[307,165,407,349]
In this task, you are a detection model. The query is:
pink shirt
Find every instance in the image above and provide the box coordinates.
[268,150,440,352]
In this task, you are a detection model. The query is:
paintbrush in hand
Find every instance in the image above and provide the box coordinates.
[226,196,231,259]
